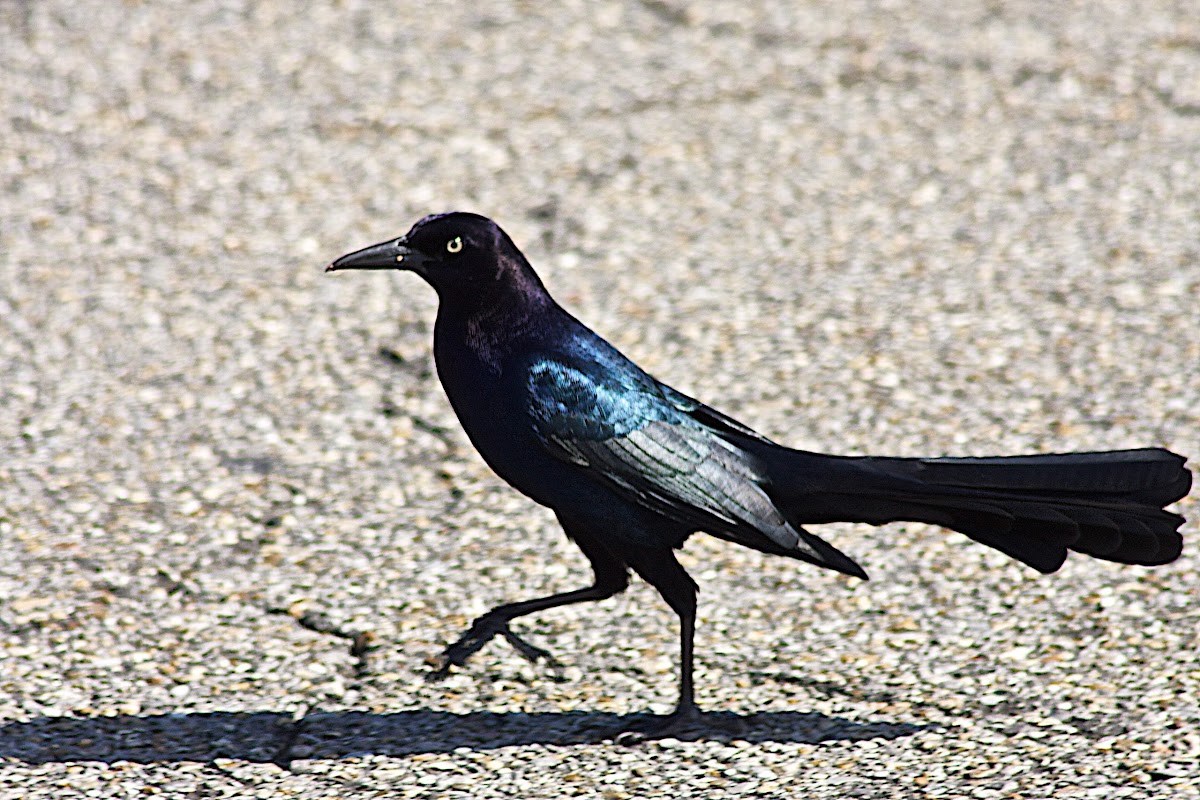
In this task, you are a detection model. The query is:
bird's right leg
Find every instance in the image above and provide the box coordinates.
[430,523,629,678]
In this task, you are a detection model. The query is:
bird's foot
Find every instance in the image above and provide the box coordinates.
[427,615,560,680]
[499,627,559,666]
[615,704,746,745]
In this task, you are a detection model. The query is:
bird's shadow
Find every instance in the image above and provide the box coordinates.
[0,709,929,765]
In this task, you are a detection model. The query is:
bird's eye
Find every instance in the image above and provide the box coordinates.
[446,236,463,254]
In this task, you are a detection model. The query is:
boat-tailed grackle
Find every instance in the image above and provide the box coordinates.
[327,212,1190,740]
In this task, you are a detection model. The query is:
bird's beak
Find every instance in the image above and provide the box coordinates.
[325,237,429,272]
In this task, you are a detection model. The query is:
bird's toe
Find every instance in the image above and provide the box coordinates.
[427,615,559,678]
[501,628,561,666]
[615,706,746,745]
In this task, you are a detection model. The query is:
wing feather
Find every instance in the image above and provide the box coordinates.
[528,356,804,549]
[524,355,867,578]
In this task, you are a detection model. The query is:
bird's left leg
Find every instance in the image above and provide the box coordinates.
[431,525,629,677]
[615,545,747,742]
[614,546,709,741]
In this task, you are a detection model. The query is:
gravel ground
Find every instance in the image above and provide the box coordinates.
[2,1,1199,797]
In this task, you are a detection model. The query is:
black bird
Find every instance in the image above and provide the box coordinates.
[327,212,1190,738]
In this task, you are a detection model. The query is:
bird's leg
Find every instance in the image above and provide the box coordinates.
[672,608,701,723]
[614,546,748,743]
[616,597,712,742]
[614,547,720,742]
[430,529,630,678]
[617,593,748,743]
[431,585,612,676]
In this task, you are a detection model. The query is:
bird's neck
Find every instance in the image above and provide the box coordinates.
[434,277,560,376]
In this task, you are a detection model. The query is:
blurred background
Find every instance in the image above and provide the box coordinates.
[1,1,1198,796]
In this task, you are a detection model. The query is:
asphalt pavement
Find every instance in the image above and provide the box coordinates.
[1,1,1198,797]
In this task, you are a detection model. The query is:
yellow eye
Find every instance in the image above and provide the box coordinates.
[446,236,463,254]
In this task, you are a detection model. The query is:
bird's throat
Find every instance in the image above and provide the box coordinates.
[435,288,555,377]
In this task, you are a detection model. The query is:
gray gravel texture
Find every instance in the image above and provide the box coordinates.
[2,0,1199,797]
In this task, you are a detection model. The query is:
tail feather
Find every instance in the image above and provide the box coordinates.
[764,447,1190,574]
[880,448,1188,501]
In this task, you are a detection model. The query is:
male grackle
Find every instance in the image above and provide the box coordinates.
[327,212,1190,739]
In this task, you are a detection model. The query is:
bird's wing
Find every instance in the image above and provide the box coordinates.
[525,358,804,551]
[656,383,778,446]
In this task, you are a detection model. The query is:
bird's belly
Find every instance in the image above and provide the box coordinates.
[454,403,593,506]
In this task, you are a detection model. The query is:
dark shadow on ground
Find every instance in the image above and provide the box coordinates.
[0,709,930,764]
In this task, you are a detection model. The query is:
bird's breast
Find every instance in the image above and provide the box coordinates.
[431,333,592,507]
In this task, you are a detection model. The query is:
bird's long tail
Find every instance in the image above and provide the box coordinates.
[767,447,1191,573]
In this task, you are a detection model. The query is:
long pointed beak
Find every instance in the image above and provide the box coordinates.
[325,238,428,272]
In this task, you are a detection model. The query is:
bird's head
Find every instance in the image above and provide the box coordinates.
[326,212,546,306]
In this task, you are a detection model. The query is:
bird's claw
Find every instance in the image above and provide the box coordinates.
[425,616,559,681]
[615,706,746,745]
